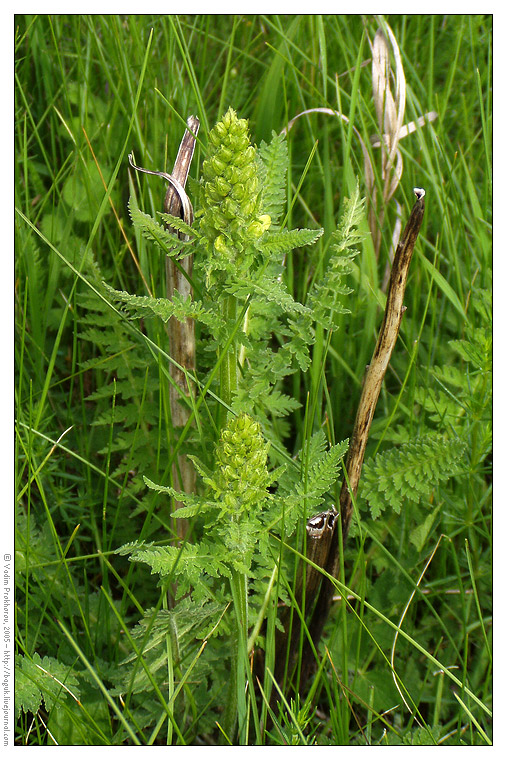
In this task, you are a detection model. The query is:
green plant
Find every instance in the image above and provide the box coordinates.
[15,14,491,746]
[110,108,366,743]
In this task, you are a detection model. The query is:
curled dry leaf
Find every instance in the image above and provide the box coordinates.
[370,113,438,149]
[369,19,437,266]
[372,26,406,192]
[282,106,375,200]
[282,19,437,271]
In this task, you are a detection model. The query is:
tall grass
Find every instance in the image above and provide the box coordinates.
[14,14,491,745]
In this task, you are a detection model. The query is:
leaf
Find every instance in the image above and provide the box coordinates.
[104,283,217,327]
[128,196,193,258]
[15,653,80,718]
[308,182,367,329]
[417,254,468,322]
[257,131,289,225]
[15,658,43,717]
[260,227,323,255]
[227,276,311,317]
[362,435,467,519]
[158,211,196,239]
[332,182,367,252]
[143,476,204,517]
[298,439,349,509]
[409,506,440,552]
[261,389,301,418]
[119,600,225,694]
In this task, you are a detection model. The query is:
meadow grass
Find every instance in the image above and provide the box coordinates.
[15,14,491,745]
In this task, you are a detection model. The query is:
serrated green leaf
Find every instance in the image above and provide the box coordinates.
[257,131,289,225]
[410,506,440,552]
[128,196,193,258]
[228,276,311,317]
[362,435,467,519]
[260,227,323,255]
[158,211,196,239]
[15,653,80,718]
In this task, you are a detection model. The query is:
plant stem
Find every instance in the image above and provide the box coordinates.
[288,190,426,696]
[222,567,249,744]
[164,116,200,541]
[219,294,238,429]
[128,116,200,542]
[337,189,425,546]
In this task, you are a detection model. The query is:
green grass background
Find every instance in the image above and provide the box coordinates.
[14,14,491,745]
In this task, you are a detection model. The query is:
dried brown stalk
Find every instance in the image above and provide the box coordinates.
[129,116,200,541]
[164,117,200,541]
[276,188,425,695]
[272,508,339,688]
[337,187,425,546]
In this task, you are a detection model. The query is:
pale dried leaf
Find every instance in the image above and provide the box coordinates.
[370,111,438,147]
[384,23,406,133]
[385,150,404,203]
[371,26,403,193]
[282,107,375,196]
[382,22,406,177]
[372,30,390,132]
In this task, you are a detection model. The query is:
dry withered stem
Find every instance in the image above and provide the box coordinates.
[129,116,200,541]
[337,187,425,546]
[276,188,425,697]
[272,508,339,689]
[164,117,200,541]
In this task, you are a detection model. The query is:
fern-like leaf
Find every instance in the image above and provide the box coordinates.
[296,439,349,511]
[285,314,314,371]
[259,227,323,255]
[158,211,196,239]
[267,434,349,535]
[118,600,224,694]
[257,131,289,225]
[362,434,467,518]
[104,283,217,327]
[332,181,367,253]
[117,541,231,601]
[143,476,204,517]
[227,275,311,316]
[308,182,367,329]
[128,196,193,258]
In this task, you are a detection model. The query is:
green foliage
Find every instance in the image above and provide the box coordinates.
[104,283,217,327]
[15,13,491,747]
[116,600,224,694]
[128,195,194,258]
[130,414,272,585]
[308,182,368,330]
[76,284,173,501]
[121,416,345,604]
[116,414,348,742]
[268,696,318,745]
[362,434,467,518]
[16,653,81,718]
[291,432,348,517]
[256,131,289,227]
[260,228,324,255]
[122,112,327,440]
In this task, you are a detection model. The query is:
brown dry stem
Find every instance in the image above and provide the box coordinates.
[280,189,425,696]
[128,117,200,542]
[164,116,200,541]
[337,189,425,549]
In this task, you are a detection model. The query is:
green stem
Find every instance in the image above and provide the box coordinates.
[219,294,238,429]
[222,567,249,744]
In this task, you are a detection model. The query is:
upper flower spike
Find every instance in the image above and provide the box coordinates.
[198,108,271,271]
